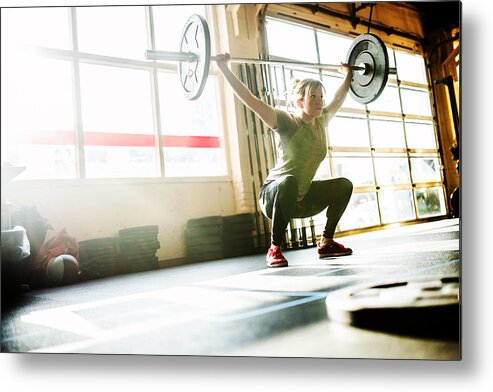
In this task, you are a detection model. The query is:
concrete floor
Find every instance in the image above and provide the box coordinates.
[1,218,460,359]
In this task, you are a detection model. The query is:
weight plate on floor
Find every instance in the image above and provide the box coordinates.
[118,225,158,237]
[222,213,255,224]
[346,33,389,104]
[325,275,460,337]
[118,239,160,248]
[187,215,222,228]
[179,14,211,101]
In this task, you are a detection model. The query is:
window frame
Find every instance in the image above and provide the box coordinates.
[1,5,230,182]
[262,15,448,234]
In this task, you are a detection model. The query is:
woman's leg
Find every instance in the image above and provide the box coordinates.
[259,175,298,246]
[297,177,353,239]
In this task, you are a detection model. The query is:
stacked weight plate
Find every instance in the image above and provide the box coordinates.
[222,213,255,258]
[78,237,120,280]
[185,216,223,263]
[118,225,160,273]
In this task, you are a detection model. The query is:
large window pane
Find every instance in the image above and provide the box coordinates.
[410,156,442,183]
[158,73,226,177]
[77,6,147,60]
[405,121,437,149]
[367,85,401,113]
[379,190,416,223]
[369,118,406,148]
[415,187,447,218]
[338,192,380,231]
[400,88,432,116]
[1,55,76,179]
[332,154,374,186]
[1,7,71,50]
[317,31,353,66]
[158,73,220,136]
[80,64,154,134]
[373,155,411,185]
[395,51,428,84]
[328,116,370,147]
[153,5,207,52]
[79,64,157,178]
[266,18,318,63]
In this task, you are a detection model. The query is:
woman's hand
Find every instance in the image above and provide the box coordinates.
[338,63,352,76]
[215,53,231,70]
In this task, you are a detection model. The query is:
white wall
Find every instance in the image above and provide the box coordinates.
[2,178,236,262]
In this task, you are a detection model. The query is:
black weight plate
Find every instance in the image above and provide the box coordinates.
[118,239,160,249]
[121,256,158,264]
[179,14,211,101]
[118,235,158,243]
[185,233,223,247]
[185,226,222,237]
[222,213,255,224]
[120,251,158,258]
[326,275,460,338]
[118,225,158,237]
[79,245,118,254]
[187,215,222,228]
[79,250,115,259]
[346,33,389,104]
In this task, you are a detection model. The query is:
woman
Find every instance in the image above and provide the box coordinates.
[216,53,354,268]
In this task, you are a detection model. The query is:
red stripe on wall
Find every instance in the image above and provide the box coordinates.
[18,131,220,148]
[163,135,220,148]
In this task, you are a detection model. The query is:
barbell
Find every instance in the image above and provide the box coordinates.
[145,14,396,104]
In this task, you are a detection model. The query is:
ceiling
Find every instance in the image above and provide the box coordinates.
[402,1,461,35]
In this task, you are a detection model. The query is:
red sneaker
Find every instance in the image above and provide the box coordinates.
[318,239,352,258]
[266,245,288,268]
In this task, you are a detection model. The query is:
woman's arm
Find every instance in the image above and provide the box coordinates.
[325,64,352,121]
[216,53,278,129]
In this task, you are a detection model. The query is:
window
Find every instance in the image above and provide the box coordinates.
[77,6,148,60]
[80,64,157,178]
[157,73,225,177]
[369,118,406,149]
[266,18,318,63]
[1,52,76,179]
[1,5,226,180]
[264,17,447,235]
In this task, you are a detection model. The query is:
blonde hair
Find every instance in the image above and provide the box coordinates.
[290,78,325,106]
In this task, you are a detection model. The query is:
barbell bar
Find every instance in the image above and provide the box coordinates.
[146,50,372,73]
[145,14,396,103]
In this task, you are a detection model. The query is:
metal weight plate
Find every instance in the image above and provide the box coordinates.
[179,14,211,100]
[346,33,389,104]
[325,275,460,338]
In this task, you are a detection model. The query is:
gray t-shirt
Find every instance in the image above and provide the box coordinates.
[265,108,329,201]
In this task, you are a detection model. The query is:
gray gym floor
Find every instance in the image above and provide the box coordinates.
[1,218,460,359]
